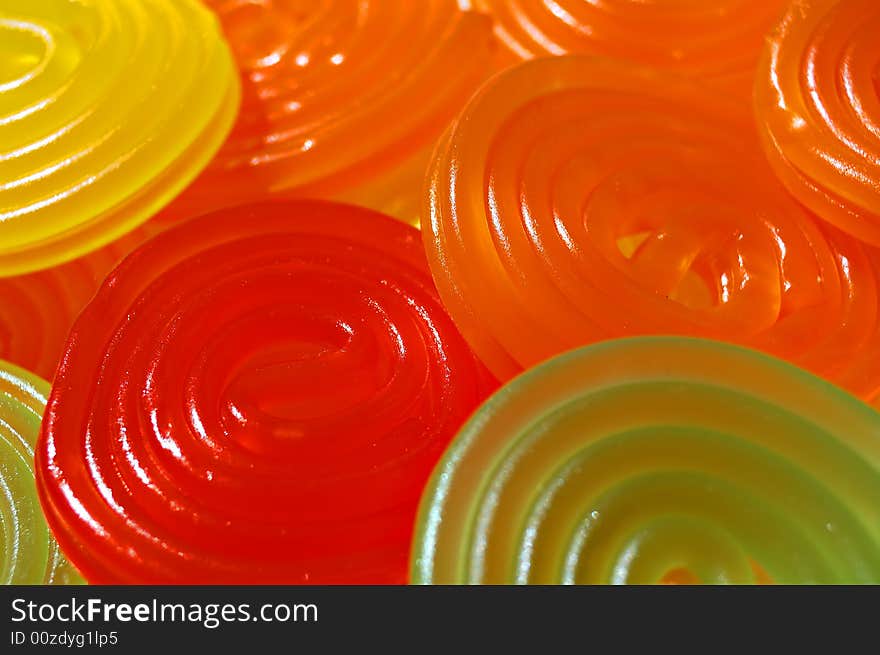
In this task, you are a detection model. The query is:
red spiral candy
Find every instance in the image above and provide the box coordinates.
[35,200,495,583]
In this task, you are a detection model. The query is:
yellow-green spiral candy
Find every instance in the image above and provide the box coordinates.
[412,337,880,584]
[1,360,82,584]
[0,0,239,276]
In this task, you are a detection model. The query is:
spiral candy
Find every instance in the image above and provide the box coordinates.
[158,0,493,226]
[0,0,239,276]
[0,230,148,381]
[412,337,880,584]
[36,200,496,584]
[472,0,786,97]
[1,360,81,584]
[754,0,880,244]
[424,56,880,401]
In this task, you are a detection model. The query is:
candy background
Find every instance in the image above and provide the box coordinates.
[1,0,879,584]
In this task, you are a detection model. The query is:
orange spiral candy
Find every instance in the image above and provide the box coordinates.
[0,229,149,381]
[754,0,880,245]
[472,0,786,97]
[160,0,494,226]
[425,56,880,402]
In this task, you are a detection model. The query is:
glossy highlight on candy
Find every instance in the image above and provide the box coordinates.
[159,0,494,226]
[412,337,880,584]
[425,56,880,401]
[754,0,880,244]
[36,200,496,584]
[0,0,240,276]
[472,0,786,96]
[0,360,81,584]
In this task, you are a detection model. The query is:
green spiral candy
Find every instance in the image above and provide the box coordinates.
[411,337,880,584]
[1,360,81,584]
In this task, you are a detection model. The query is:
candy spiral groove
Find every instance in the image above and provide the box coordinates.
[159,0,493,225]
[755,0,880,244]
[36,200,495,584]
[424,56,880,401]
[472,0,786,96]
[0,360,81,584]
[412,337,880,584]
[0,0,239,275]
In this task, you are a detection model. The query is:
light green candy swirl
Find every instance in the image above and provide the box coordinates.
[412,337,880,584]
[1,360,82,584]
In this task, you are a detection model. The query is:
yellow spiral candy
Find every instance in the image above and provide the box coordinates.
[0,0,239,276]
[1,360,81,584]
[412,337,880,584]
